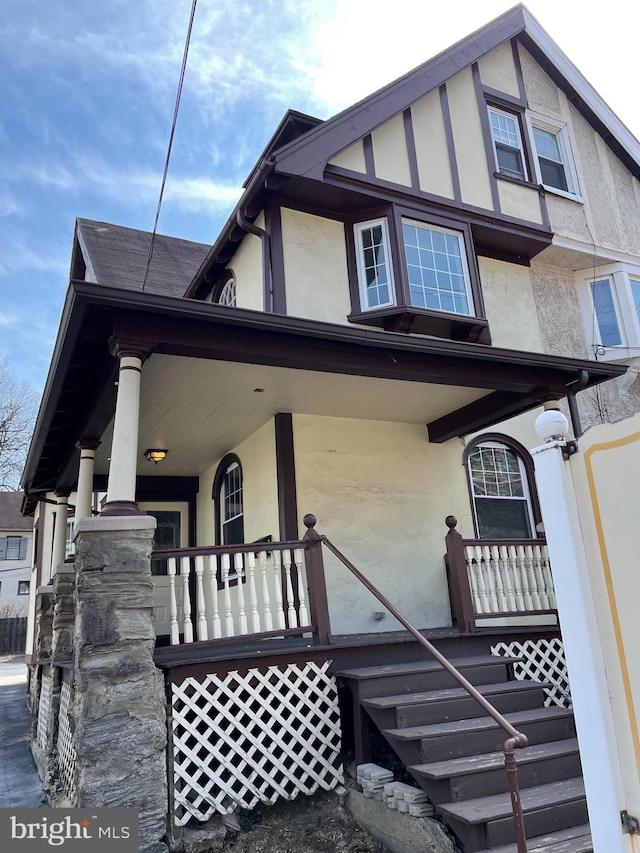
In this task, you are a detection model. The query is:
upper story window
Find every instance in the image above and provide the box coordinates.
[465,436,539,540]
[348,207,487,342]
[527,113,580,199]
[578,263,640,361]
[218,275,237,307]
[488,107,527,181]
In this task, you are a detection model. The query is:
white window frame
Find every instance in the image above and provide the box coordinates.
[401,218,475,317]
[487,107,528,181]
[354,218,396,311]
[5,536,22,560]
[218,275,236,307]
[526,112,581,201]
[577,262,640,361]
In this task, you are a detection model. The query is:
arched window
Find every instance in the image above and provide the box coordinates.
[464,434,541,540]
[213,454,244,546]
[218,275,236,307]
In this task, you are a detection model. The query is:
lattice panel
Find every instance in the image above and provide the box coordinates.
[56,681,77,804]
[491,638,572,708]
[36,673,52,750]
[171,661,344,825]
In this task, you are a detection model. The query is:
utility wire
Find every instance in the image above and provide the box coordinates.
[141,0,199,291]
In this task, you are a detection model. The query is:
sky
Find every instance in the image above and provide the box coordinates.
[2,0,640,393]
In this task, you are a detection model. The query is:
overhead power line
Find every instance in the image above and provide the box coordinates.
[141,0,199,292]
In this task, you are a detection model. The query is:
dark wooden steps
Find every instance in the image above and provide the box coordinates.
[439,777,587,848]
[338,647,589,852]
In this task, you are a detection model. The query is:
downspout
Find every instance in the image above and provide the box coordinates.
[236,208,274,312]
[566,369,589,439]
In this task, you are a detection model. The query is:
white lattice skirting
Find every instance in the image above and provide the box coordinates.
[36,673,53,750]
[491,637,572,708]
[171,661,344,825]
[57,681,77,804]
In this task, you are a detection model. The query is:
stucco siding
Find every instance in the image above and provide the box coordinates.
[329,140,366,173]
[411,89,454,199]
[293,414,471,635]
[477,40,520,98]
[371,114,412,187]
[229,212,264,311]
[479,256,544,352]
[446,68,494,210]
[282,208,352,325]
[497,180,543,224]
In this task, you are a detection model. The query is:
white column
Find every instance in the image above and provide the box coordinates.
[75,440,99,531]
[102,352,144,515]
[51,492,69,572]
[532,408,629,853]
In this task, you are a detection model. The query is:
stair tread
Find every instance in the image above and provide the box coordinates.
[488,823,592,853]
[411,737,579,779]
[363,679,549,710]
[438,777,585,824]
[386,705,573,741]
[335,655,521,680]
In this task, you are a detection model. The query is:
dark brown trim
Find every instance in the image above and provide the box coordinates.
[481,85,526,109]
[402,109,420,191]
[363,134,375,179]
[265,200,286,314]
[511,38,528,105]
[439,84,461,203]
[472,63,502,214]
[270,196,346,223]
[462,431,543,536]
[494,172,540,191]
[274,413,298,540]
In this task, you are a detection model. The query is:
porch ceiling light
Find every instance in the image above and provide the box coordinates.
[144,448,168,464]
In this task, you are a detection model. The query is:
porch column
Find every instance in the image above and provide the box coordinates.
[51,491,70,571]
[532,405,629,853]
[75,439,99,530]
[102,344,147,516]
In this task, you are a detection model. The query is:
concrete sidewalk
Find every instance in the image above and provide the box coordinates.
[0,655,45,808]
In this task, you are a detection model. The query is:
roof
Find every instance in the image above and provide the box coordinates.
[0,492,31,531]
[76,218,210,298]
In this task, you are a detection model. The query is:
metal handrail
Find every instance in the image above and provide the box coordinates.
[303,514,529,853]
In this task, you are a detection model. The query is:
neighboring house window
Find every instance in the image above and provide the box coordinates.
[527,113,580,198]
[578,263,640,360]
[5,537,22,560]
[218,275,237,307]
[17,581,29,595]
[354,219,395,310]
[465,436,540,540]
[488,107,527,181]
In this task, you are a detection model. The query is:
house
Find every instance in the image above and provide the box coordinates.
[0,491,33,613]
[22,5,640,852]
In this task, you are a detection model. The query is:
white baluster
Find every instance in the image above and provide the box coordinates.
[283,550,298,628]
[260,551,273,631]
[542,545,557,609]
[194,555,208,641]
[181,557,193,643]
[531,544,549,609]
[490,545,508,611]
[222,553,234,636]
[235,552,247,634]
[294,548,309,625]
[482,544,499,613]
[465,547,481,613]
[473,546,490,613]
[208,556,221,639]
[273,550,286,630]
[509,545,525,610]
[246,551,260,634]
[525,545,542,609]
[517,545,533,610]
[168,557,179,645]
[499,545,516,611]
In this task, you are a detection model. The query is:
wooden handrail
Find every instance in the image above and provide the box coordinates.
[152,539,307,559]
[303,513,530,853]
[462,536,547,547]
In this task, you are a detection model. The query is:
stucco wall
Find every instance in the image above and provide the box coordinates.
[229,212,265,312]
[479,256,544,353]
[371,113,412,187]
[281,208,352,325]
[292,414,471,635]
[412,89,454,200]
[329,140,366,173]
[197,419,279,547]
[569,413,640,820]
[478,40,520,98]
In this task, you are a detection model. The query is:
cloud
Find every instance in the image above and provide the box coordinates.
[0,312,16,328]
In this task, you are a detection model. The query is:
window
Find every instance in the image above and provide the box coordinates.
[528,114,580,198]
[221,461,244,546]
[354,219,395,310]
[465,437,539,540]
[218,275,237,307]
[488,107,527,181]
[65,519,75,559]
[17,580,29,595]
[148,510,182,576]
[5,536,22,560]
[578,263,640,360]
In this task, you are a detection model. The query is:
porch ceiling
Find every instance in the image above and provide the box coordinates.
[93,354,491,477]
